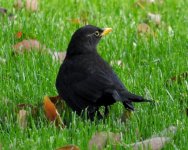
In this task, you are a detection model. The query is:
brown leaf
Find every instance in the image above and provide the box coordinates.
[16,31,23,39]
[14,0,23,9]
[17,109,27,129]
[52,52,66,63]
[44,96,58,122]
[26,0,38,11]
[129,137,170,150]
[152,126,177,138]
[13,39,43,54]
[148,13,161,25]
[44,96,65,128]
[137,23,151,34]
[17,103,39,117]
[56,145,80,150]
[88,132,121,150]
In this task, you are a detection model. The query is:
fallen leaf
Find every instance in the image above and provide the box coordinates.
[16,31,23,39]
[44,96,65,128]
[137,23,151,34]
[17,109,27,129]
[129,137,170,150]
[13,39,43,54]
[44,96,59,122]
[148,13,161,25]
[88,132,121,150]
[52,52,66,63]
[152,126,177,138]
[17,103,39,117]
[56,145,80,150]
[14,0,23,9]
[26,0,38,11]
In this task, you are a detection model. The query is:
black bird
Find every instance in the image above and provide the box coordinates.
[56,25,151,120]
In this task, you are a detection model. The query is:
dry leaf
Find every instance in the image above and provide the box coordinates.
[56,145,80,150]
[148,13,161,25]
[17,109,27,129]
[17,103,39,117]
[52,52,66,63]
[13,39,43,54]
[152,126,177,138]
[26,0,38,11]
[14,0,23,9]
[44,96,65,128]
[44,96,59,122]
[129,137,170,150]
[137,23,151,34]
[16,31,23,39]
[88,132,121,150]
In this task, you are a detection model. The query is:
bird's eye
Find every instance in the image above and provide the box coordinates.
[94,31,100,37]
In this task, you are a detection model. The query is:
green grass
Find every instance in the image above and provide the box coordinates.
[0,0,188,149]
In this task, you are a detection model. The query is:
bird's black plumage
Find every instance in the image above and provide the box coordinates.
[56,25,151,120]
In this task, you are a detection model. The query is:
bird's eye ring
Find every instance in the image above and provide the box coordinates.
[94,31,100,37]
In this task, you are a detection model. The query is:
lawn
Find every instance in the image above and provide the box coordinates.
[0,0,188,149]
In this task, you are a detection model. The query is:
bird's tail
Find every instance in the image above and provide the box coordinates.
[122,92,152,111]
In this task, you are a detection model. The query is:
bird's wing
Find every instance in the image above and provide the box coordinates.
[71,71,119,103]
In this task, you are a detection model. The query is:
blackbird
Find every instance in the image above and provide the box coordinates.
[56,25,151,120]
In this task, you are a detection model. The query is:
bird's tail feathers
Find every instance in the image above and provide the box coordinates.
[126,92,152,103]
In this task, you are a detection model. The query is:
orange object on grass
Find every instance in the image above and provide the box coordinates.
[16,31,23,38]
[44,96,58,121]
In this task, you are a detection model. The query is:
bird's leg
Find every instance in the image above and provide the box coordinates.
[87,106,103,121]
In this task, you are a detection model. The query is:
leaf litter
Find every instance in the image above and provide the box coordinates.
[56,145,80,150]
[43,96,65,128]
[17,109,27,129]
[88,126,177,150]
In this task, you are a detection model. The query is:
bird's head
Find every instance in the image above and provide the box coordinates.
[67,25,112,57]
